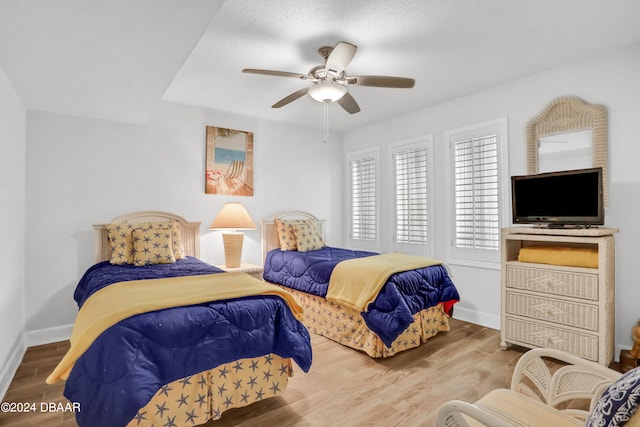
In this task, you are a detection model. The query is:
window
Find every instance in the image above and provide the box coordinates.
[349,150,378,243]
[454,135,499,250]
[447,118,508,265]
[391,137,433,254]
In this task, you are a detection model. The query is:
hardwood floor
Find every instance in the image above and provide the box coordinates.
[1,319,529,426]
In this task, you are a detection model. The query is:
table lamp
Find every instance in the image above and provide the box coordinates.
[209,202,257,268]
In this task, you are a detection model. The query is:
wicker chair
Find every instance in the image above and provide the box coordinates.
[436,348,640,427]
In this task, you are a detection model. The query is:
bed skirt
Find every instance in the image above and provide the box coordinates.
[279,286,451,358]
[125,353,292,427]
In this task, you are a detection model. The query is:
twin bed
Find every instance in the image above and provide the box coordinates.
[47,211,312,427]
[261,211,459,358]
[49,210,459,427]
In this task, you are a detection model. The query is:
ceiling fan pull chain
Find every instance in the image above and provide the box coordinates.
[323,100,330,143]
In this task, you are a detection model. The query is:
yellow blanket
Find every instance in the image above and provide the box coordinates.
[326,253,443,312]
[518,245,598,268]
[46,272,302,384]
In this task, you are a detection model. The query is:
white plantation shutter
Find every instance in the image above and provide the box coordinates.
[351,155,377,241]
[453,134,499,250]
[394,146,428,245]
[447,117,508,266]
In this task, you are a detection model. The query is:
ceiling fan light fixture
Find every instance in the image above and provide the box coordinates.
[244,41,414,113]
[308,82,347,103]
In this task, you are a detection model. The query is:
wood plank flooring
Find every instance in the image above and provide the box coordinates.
[1,319,529,426]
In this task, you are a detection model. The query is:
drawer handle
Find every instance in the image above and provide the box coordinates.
[531,331,566,347]
[548,334,567,347]
[532,303,565,319]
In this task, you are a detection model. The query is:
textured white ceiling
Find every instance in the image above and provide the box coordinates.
[0,0,224,124]
[1,0,640,131]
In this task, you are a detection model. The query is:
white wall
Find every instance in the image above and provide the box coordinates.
[0,64,26,397]
[343,43,640,352]
[24,101,343,338]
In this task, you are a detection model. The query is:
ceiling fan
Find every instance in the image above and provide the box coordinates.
[242,41,415,114]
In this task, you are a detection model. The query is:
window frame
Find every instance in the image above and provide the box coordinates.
[346,147,380,252]
[445,117,509,268]
[389,135,434,256]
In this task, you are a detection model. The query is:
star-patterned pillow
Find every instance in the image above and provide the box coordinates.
[106,220,185,264]
[131,227,176,266]
[275,218,313,251]
[106,223,138,265]
[292,221,325,252]
[146,220,185,260]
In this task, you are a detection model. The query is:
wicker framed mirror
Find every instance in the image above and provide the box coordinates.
[526,96,608,205]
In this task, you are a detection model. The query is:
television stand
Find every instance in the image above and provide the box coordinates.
[510,225,618,237]
[501,226,618,365]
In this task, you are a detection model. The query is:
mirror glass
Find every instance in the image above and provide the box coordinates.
[537,129,592,173]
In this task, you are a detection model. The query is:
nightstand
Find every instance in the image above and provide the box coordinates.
[216,263,263,280]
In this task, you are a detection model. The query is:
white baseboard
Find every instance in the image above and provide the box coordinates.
[452,306,500,330]
[0,325,72,400]
[453,309,629,363]
[0,333,26,401]
[25,324,73,347]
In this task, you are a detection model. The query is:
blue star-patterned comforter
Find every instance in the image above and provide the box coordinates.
[64,257,312,427]
[263,247,460,347]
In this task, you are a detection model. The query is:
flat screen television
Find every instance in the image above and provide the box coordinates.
[511,167,604,227]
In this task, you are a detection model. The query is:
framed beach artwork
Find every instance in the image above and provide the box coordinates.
[205,126,254,196]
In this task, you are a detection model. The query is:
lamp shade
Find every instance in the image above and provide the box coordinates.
[308,82,347,103]
[208,202,257,230]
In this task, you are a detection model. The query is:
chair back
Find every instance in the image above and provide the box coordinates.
[225,160,244,179]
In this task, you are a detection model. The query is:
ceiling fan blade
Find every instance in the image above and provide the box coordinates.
[325,42,357,75]
[243,68,308,80]
[337,92,360,114]
[348,75,415,88]
[272,87,309,108]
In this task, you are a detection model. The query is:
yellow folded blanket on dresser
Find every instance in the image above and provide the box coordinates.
[518,245,599,268]
[46,272,302,384]
[326,253,443,312]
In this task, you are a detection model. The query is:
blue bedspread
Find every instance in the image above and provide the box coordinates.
[263,247,460,346]
[64,257,312,427]
[73,256,227,306]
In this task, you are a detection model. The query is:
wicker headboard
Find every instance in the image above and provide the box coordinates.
[92,211,201,263]
[260,211,326,265]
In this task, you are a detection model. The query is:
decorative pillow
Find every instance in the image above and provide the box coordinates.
[131,227,176,266]
[292,221,325,252]
[106,223,138,265]
[275,218,313,251]
[146,220,185,260]
[106,220,185,264]
[586,367,640,427]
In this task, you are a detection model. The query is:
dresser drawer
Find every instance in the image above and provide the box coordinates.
[505,265,598,300]
[505,291,598,331]
[504,316,598,361]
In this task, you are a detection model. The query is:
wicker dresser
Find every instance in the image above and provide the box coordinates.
[500,226,618,365]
